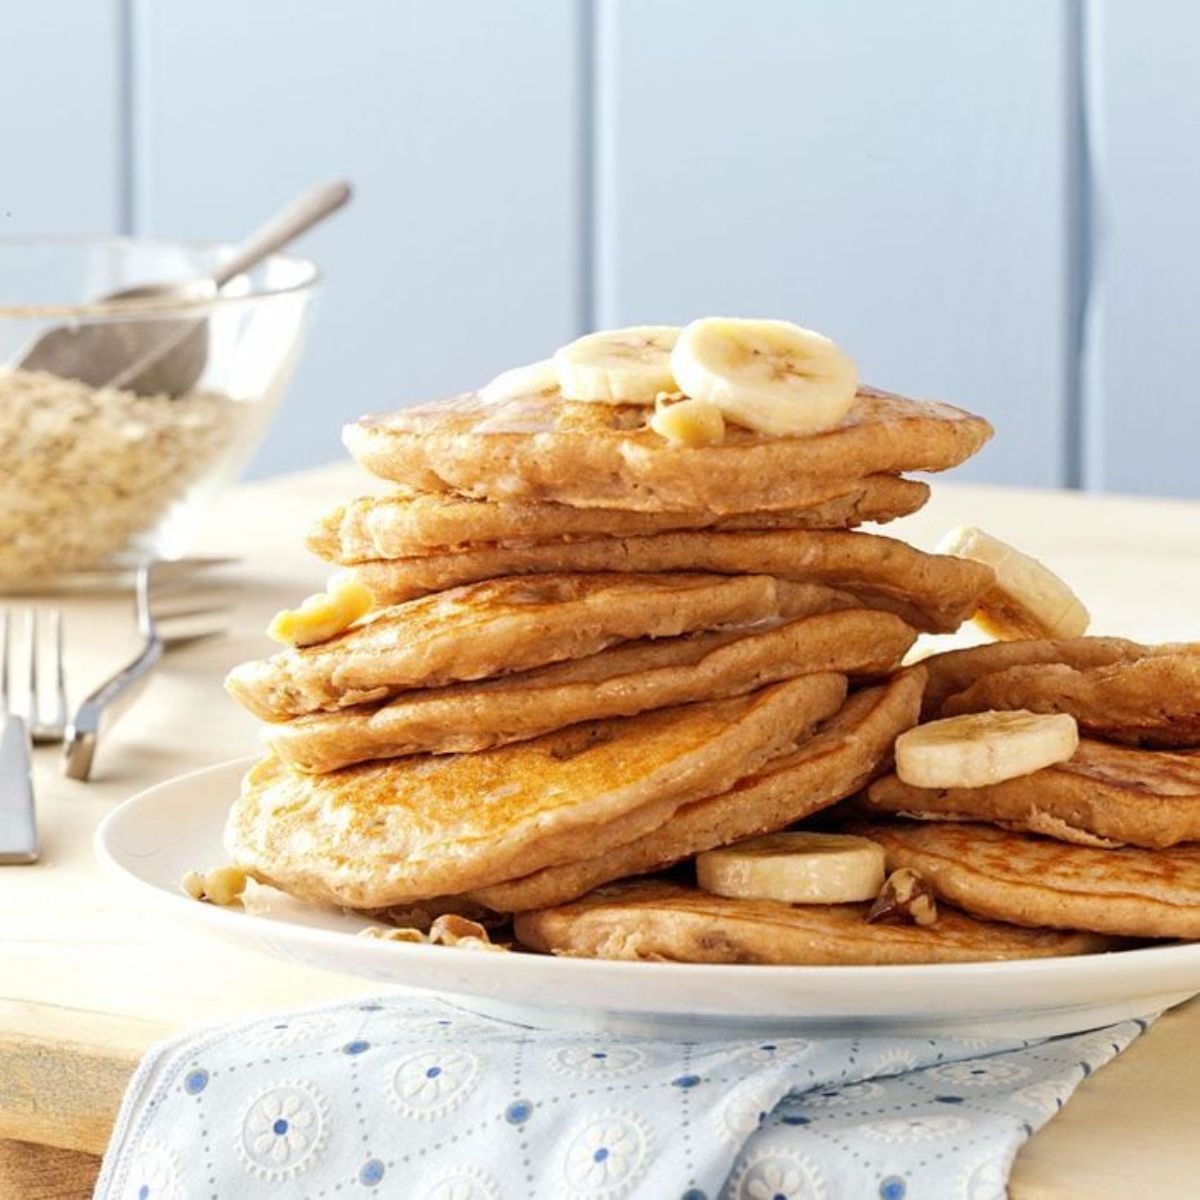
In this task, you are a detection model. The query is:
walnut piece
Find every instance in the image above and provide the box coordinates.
[360,914,510,952]
[360,925,427,943]
[866,868,938,926]
[429,914,508,951]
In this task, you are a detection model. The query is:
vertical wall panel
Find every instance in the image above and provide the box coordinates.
[0,2,124,234]
[1085,1,1200,498]
[134,0,583,477]
[595,0,1074,486]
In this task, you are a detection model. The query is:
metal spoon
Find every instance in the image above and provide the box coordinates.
[18,178,351,397]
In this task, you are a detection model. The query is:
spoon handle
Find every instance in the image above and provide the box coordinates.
[211,179,352,288]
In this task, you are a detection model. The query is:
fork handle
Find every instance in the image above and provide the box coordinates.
[63,636,163,782]
[0,715,37,863]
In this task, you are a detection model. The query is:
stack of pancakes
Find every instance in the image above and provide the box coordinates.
[224,385,995,914]
[856,636,1200,940]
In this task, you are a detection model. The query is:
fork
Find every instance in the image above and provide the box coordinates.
[63,562,227,781]
[0,608,65,864]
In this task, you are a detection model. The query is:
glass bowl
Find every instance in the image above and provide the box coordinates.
[0,237,318,589]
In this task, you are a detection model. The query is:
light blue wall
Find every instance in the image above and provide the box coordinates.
[4,1,1197,497]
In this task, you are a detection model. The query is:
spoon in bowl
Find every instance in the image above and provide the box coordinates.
[18,178,351,397]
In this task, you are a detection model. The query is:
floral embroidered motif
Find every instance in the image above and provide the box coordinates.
[389,1049,480,1120]
[728,1149,826,1200]
[959,1156,1007,1200]
[549,1044,647,1078]
[236,1080,328,1181]
[871,1047,921,1075]
[952,1036,1013,1052]
[123,1140,184,1200]
[561,1111,650,1197]
[407,1015,497,1039]
[929,1060,1030,1087]
[800,1080,885,1108]
[740,1039,813,1066]
[245,1014,339,1048]
[423,1165,501,1200]
[719,1081,782,1145]
[856,1115,970,1143]
[1013,1080,1074,1115]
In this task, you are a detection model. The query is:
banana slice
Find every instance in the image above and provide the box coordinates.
[553,325,680,403]
[649,394,726,447]
[936,526,1090,640]
[696,832,886,904]
[670,317,858,436]
[479,358,559,404]
[268,577,374,648]
[895,709,1079,789]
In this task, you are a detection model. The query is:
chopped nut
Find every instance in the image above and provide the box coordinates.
[650,395,725,447]
[180,869,207,900]
[202,865,249,907]
[866,868,939,926]
[368,900,504,933]
[360,925,427,943]
[429,913,492,946]
[453,935,510,953]
[358,920,509,951]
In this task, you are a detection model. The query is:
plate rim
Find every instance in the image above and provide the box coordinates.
[94,754,1200,989]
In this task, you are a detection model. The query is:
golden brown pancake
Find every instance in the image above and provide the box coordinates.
[269,608,914,773]
[940,655,1200,748]
[307,475,931,563]
[473,669,924,911]
[343,386,992,513]
[866,739,1200,849]
[226,572,821,723]
[920,636,1200,720]
[226,675,846,908]
[346,529,993,634]
[513,878,1112,964]
[859,820,1200,939]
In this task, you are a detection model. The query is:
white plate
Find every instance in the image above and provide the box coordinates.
[97,757,1200,1039]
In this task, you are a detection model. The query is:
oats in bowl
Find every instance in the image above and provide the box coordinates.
[0,368,242,582]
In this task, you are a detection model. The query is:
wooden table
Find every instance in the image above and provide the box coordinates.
[2,465,1199,1198]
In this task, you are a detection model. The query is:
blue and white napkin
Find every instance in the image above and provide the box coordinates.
[95,995,1148,1199]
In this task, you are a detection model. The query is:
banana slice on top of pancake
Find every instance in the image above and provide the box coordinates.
[554,325,680,403]
[480,358,559,404]
[552,317,859,437]
[895,710,1079,789]
[697,832,886,904]
[671,317,859,436]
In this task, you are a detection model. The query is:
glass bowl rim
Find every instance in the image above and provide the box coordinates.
[0,234,320,319]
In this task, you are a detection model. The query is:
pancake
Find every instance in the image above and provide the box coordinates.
[307,475,932,563]
[225,674,847,908]
[866,739,1200,849]
[226,572,816,723]
[343,386,992,513]
[920,636,1200,719]
[473,669,924,911]
[512,879,1111,964]
[859,821,1200,939]
[269,607,915,773]
[346,529,994,634]
[940,655,1200,748]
